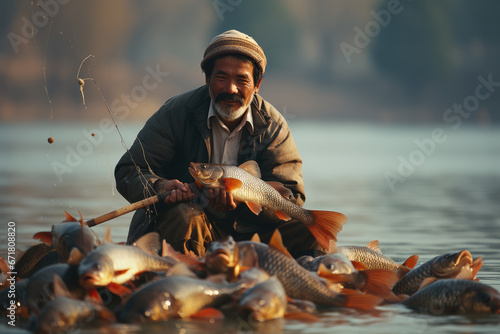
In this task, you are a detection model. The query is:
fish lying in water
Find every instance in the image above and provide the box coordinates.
[206,232,382,310]
[393,250,483,296]
[401,279,500,314]
[204,235,241,280]
[23,263,86,316]
[298,253,399,298]
[237,275,287,322]
[117,275,247,323]
[32,275,115,334]
[0,243,55,281]
[33,211,101,262]
[336,240,419,277]
[189,161,347,250]
[76,231,177,294]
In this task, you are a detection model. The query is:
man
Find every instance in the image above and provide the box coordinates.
[115,30,325,258]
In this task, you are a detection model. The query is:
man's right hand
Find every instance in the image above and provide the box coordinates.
[155,179,195,204]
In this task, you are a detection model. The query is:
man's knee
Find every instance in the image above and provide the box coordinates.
[164,203,207,228]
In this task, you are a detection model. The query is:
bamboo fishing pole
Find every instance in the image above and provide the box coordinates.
[84,193,168,227]
[85,183,197,227]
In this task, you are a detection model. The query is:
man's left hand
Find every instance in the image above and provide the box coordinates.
[208,188,240,211]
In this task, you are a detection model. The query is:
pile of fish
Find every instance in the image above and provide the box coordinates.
[1,211,499,334]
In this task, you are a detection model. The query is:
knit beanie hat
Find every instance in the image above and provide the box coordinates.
[201,30,267,74]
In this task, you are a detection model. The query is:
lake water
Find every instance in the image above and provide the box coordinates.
[1,121,500,333]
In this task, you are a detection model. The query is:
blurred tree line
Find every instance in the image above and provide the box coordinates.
[1,0,499,123]
[371,0,500,96]
[213,0,500,121]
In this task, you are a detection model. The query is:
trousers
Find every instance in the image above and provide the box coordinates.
[128,202,324,258]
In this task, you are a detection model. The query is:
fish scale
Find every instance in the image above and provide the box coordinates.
[337,246,402,271]
[189,161,348,250]
[79,243,177,286]
[393,250,476,296]
[118,276,245,322]
[218,165,309,221]
[238,241,348,307]
[401,279,500,314]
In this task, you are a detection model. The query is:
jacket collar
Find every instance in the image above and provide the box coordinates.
[189,85,271,161]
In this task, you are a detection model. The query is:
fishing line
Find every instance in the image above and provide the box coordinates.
[58,31,162,223]
[30,1,54,142]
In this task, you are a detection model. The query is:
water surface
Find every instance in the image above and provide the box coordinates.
[1,121,499,333]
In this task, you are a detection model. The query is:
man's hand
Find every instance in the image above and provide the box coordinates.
[156,179,195,204]
[207,188,239,211]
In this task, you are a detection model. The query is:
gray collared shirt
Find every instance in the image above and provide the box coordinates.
[207,102,254,165]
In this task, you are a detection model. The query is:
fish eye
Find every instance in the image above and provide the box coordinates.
[95,264,102,270]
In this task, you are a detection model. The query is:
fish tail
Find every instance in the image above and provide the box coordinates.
[341,293,383,310]
[359,269,400,297]
[306,210,347,251]
[397,254,419,277]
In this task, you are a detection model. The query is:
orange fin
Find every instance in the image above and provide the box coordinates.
[250,233,261,243]
[191,307,224,320]
[306,210,347,251]
[221,178,242,192]
[366,240,381,253]
[417,277,438,291]
[114,269,129,277]
[268,229,293,258]
[274,210,292,221]
[238,160,261,178]
[402,255,419,269]
[343,293,383,310]
[360,269,400,296]
[87,288,104,304]
[64,211,78,222]
[104,227,113,244]
[33,231,52,246]
[351,261,368,271]
[284,311,319,323]
[245,201,263,215]
[107,282,131,296]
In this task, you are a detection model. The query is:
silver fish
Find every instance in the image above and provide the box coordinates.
[189,161,347,250]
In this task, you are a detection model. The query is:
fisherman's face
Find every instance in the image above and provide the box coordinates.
[207,55,262,123]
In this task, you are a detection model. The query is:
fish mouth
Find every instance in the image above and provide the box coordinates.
[209,249,231,260]
[79,273,101,288]
[434,250,474,278]
[453,250,473,266]
[188,162,200,177]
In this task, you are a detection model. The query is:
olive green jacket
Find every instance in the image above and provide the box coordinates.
[115,85,305,241]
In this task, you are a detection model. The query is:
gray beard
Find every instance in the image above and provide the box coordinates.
[213,100,250,122]
[209,85,254,122]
